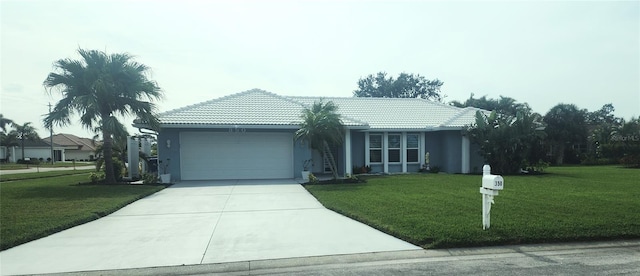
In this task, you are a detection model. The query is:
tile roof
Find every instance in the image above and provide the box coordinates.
[155,89,486,130]
[289,96,485,129]
[44,134,98,151]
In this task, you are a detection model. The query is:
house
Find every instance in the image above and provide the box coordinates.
[7,140,66,162]
[43,133,98,161]
[135,89,487,181]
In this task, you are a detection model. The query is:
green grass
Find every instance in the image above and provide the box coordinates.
[0,162,95,170]
[0,174,165,250]
[0,169,95,182]
[305,166,640,249]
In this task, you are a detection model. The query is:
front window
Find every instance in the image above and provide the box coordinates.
[406,134,419,163]
[388,134,401,163]
[369,134,382,163]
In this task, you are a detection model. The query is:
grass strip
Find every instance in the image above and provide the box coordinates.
[0,174,165,250]
[0,162,95,170]
[305,166,640,249]
[0,169,95,182]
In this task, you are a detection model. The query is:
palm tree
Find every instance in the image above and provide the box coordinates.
[13,122,40,161]
[0,114,14,132]
[294,100,345,179]
[43,48,163,183]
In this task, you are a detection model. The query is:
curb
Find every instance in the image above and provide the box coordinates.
[46,239,640,276]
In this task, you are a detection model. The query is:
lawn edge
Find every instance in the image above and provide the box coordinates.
[0,184,166,251]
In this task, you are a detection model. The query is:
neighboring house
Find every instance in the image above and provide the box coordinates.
[44,133,98,161]
[135,89,488,181]
[8,140,66,162]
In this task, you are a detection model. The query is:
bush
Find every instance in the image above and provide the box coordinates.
[142,173,158,184]
[96,158,125,183]
[89,172,105,184]
[524,160,550,172]
[17,158,40,165]
[308,173,319,184]
[620,155,640,168]
[429,166,441,173]
[352,165,372,174]
[581,157,617,166]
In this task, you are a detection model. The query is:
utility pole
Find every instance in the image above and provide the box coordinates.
[48,103,54,165]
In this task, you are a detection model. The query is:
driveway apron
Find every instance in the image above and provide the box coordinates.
[0,179,419,275]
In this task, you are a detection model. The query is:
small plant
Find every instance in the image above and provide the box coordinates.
[429,166,441,173]
[308,173,319,184]
[364,165,372,173]
[89,172,105,184]
[353,165,371,174]
[142,173,159,184]
[159,158,171,174]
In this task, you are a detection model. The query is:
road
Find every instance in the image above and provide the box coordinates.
[60,240,639,276]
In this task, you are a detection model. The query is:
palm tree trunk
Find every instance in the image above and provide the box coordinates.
[323,141,339,180]
[21,136,24,161]
[556,144,565,165]
[102,128,116,184]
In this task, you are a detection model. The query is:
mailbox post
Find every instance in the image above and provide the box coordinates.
[480,165,503,230]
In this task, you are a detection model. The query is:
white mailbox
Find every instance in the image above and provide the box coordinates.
[482,175,504,190]
[480,165,504,230]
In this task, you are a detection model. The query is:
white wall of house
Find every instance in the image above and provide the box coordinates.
[14,147,53,161]
[65,150,93,161]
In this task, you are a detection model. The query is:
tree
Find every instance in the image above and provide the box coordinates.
[295,100,345,180]
[450,94,528,118]
[13,122,40,161]
[43,48,163,184]
[585,104,623,161]
[353,72,444,101]
[0,114,17,160]
[0,114,14,132]
[543,104,588,165]
[466,108,546,174]
[601,117,640,167]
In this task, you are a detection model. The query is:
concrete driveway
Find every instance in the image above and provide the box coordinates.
[0,179,420,275]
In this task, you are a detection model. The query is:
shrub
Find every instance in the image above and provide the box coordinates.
[142,173,158,184]
[89,172,105,184]
[96,158,125,183]
[620,155,640,168]
[308,173,319,184]
[429,166,441,173]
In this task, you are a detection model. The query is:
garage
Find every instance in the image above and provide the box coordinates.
[180,132,294,180]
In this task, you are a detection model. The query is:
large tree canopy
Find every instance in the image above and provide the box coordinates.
[466,107,546,175]
[543,104,588,165]
[13,122,40,161]
[353,72,444,101]
[43,48,163,183]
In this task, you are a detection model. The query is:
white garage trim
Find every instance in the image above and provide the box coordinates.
[180,132,294,180]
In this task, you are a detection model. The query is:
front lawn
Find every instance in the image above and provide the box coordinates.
[305,166,640,249]
[0,161,95,170]
[0,169,94,182]
[0,173,165,250]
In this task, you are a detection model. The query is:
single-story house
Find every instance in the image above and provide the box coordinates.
[6,140,66,162]
[43,133,98,161]
[135,89,487,181]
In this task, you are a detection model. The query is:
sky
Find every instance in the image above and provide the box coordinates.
[1,0,639,139]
